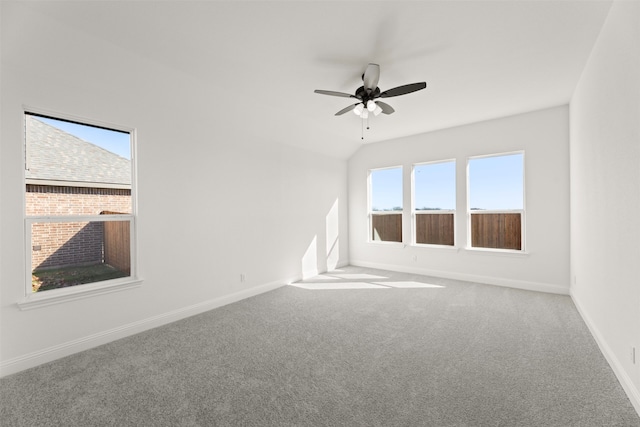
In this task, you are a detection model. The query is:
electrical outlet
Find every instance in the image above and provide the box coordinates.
[632,347,636,364]
[412,255,417,262]
[240,273,246,283]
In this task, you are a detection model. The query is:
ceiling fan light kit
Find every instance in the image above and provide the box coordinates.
[314,63,427,138]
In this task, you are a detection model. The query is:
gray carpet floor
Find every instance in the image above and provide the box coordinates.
[1,266,639,426]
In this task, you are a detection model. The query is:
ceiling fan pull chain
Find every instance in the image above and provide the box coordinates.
[361,118,364,140]
[367,116,370,130]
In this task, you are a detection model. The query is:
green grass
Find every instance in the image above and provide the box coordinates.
[32,263,128,292]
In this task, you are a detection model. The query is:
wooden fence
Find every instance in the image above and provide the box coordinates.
[471,212,521,250]
[101,211,131,275]
[371,213,402,242]
[416,213,454,246]
[372,212,521,250]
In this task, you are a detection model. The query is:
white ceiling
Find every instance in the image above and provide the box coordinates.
[26,1,613,159]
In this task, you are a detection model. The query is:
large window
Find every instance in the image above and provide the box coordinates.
[369,166,403,242]
[413,160,456,246]
[468,152,524,250]
[24,112,137,297]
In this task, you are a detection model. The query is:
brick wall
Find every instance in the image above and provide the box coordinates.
[26,185,131,216]
[31,221,104,269]
[27,185,131,270]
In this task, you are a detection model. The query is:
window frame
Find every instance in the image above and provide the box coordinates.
[466,151,526,253]
[411,159,456,247]
[20,108,142,310]
[367,165,404,245]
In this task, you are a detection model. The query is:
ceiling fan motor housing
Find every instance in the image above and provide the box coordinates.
[355,86,381,105]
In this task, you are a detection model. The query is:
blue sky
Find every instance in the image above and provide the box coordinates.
[371,168,403,211]
[414,161,455,210]
[371,153,523,211]
[469,153,523,210]
[36,116,131,160]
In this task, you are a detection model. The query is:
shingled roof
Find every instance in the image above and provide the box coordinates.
[25,116,131,187]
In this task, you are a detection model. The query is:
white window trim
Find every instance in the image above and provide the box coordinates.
[466,151,526,252]
[463,246,529,257]
[368,166,404,245]
[18,277,143,311]
[411,159,456,247]
[21,108,142,309]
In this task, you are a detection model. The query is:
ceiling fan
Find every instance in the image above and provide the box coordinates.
[314,63,427,118]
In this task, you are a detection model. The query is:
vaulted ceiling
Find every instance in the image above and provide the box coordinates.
[9,1,613,159]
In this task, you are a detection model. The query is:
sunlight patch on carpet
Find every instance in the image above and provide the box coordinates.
[328,273,389,280]
[374,281,444,289]
[289,281,389,290]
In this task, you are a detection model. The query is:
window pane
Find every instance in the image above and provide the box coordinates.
[25,114,131,215]
[469,153,523,210]
[468,153,523,250]
[370,167,402,212]
[370,167,402,242]
[30,219,131,293]
[414,161,455,211]
[24,111,136,294]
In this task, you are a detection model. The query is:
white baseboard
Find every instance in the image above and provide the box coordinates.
[0,278,290,378]
[350,259,569,295]
[571,290,640,417]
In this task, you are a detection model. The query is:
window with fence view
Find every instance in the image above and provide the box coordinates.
[25,112,135,293]
[468,152,524,251]
[413,160,455,246]
[370,166,403,242]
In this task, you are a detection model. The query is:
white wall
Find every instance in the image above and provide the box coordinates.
[349,106,570,294]
[570,0,640,412]
[0,3,348,375]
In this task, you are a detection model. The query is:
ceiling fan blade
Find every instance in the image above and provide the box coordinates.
[314,90,356,98]
[376,101,395,115]
[380,82,427,98]
[335,104,359,116]
[363,63,380,91]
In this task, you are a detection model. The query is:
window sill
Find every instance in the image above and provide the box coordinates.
[412,244,460,251]
[18,277,143,311]
[463,247,529,257]
[368,241,405,247]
